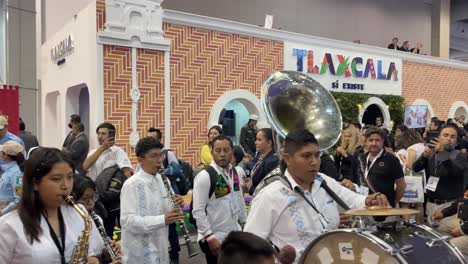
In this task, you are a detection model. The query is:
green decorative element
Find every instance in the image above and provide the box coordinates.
[336,57,350,76]
[326,92,404,153]
[330,92,405,128]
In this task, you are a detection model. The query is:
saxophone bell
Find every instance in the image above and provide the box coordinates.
[65,195,92,264]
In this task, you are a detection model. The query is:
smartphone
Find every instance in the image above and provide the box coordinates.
[108,130,116,140]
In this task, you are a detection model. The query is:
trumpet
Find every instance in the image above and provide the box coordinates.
[90,211,120,261]
[159,169,199,258]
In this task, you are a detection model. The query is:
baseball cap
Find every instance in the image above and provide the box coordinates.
[0,115,7,130]
[250,114,259,121]
[0,141,24,156]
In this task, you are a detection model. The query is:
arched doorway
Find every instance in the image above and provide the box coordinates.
[359,97,391,129]
[448,101,468,120]
[44,91,60,147]
[221,99,253,144]
[66,83,90,136]
[209,90,265,145]
[362,104,384,126]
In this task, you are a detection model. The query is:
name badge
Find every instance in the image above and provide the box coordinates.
[426,176,440,192]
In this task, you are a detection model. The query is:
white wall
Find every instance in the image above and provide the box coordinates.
[163,0,433,54]
[40,1,98,148]
[42,0,94,43]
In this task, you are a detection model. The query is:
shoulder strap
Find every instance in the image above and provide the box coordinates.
[205,166,218,198]
[320,178,350,210]
[252,167,292,198]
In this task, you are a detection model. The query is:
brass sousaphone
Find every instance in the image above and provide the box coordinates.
[252,71,343,197]
[261,71,342,155]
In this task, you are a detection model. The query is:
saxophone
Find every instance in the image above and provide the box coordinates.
[160,169,199,258]
[65,195,91,264]
[90,211,120,261]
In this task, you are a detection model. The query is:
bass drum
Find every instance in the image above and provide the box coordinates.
[299,224,466,264]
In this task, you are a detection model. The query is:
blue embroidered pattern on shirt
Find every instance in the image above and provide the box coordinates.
[284,192,311,250]
[137,183,154,263]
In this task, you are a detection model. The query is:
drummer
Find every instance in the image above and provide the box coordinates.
[244,129,390,261]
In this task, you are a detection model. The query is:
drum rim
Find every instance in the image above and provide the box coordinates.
[415,224,467,263]
[298,229,407,263]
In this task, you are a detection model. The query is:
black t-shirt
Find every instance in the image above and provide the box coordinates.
[361,150,404,207]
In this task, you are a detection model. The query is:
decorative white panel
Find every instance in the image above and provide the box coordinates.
[98,0,170,50]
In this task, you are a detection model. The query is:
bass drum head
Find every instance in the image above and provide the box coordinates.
[299,231,399,264]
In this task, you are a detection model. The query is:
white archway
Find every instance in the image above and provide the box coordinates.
[359,97,391,129]
[411,99,435,124]
[44,91,61,147]
[208,90,267,131]
[448,101,468,119]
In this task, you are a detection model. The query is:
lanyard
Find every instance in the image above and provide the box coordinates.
[294,187,329,229]
[43,209,66,264]
[364,149,384,180]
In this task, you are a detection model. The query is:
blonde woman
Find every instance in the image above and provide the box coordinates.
[335,126,361,184]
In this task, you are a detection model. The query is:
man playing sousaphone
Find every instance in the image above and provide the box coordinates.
[244,129,390,262]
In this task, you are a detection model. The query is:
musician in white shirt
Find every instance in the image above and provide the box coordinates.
[192,135,247,264]
[120,137,184,264]
[0,147,101,264]
[244,129,389,262]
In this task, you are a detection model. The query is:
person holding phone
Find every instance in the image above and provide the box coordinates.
[83,122,133,237]
[413,124,467,216]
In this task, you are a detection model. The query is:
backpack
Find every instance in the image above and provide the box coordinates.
[95,165,127,212]
[162,150,192,195]
[188,166,218,227]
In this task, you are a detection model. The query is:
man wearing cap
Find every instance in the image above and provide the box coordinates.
[0,115,24,168]
[240,114,258,156]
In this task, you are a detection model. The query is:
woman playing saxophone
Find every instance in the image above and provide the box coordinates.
[0,147,101,264]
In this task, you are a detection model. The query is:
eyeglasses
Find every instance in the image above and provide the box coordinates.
[78,194,98,204]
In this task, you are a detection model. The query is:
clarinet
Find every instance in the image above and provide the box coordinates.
[160,169,199,258]
[90,211,120,261]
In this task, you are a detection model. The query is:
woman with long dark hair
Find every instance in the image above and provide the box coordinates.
[199,125,223,168]
[0,147,101,263]
[0,141,25,216]
[249,128,279,195]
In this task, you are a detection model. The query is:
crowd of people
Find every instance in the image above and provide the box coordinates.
[0,110,467,263]
[387,37,424,54]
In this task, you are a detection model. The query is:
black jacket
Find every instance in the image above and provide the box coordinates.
[320,152,339,181]
[249,151,279,195]
[387,44,399,50]
[412,149,467,201]
[240,124,257,156]
[334,152,359,184]
[64,133,89,176]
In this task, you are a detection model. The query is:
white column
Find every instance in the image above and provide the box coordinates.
[431,0,450,58]
[164,50,171,148]
[129,47,141,147]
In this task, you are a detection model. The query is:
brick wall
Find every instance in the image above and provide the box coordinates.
[97,2,283,165]
[402,61,468,120]
[164,24,283,165]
